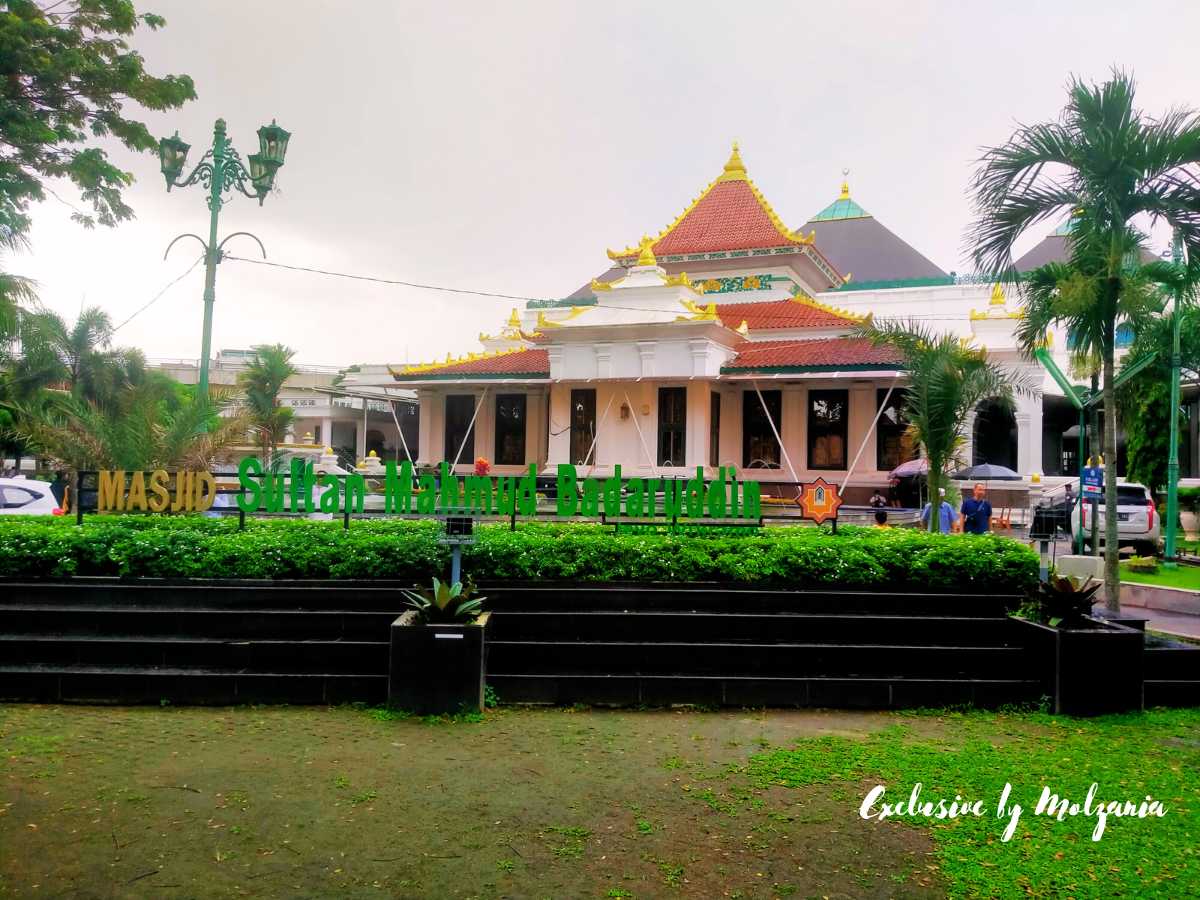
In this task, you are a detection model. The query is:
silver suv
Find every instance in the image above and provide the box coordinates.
[1070,482,1159,555]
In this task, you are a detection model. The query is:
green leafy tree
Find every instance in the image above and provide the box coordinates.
[969,70,1200,610]
[237,343,297,464]
[854,320,1031,532]
[1119,300,1200,495]
[0,1,195,243]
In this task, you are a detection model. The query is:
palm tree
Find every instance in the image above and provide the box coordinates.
[8,306,143,405]
[237,344,297,464]
[854,320,1032,532]
[0,224,37,349]
[969,70,1200,609]
[14,376,248,471]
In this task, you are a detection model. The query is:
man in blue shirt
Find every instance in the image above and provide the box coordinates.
[960,482,993,535]
[921,488,958,534]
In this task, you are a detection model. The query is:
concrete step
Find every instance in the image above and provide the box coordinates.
[487,673,1044,709]
[0,665,387,705]
[486,640,1027,678]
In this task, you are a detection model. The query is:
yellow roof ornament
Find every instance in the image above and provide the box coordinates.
[839,168,851,200]
[635,235,657,267]
[790,287,868,323]
[718,140,747,183]
[591,277,616,292]
[990,283,1007,306]
[736,319,750,337]
[506,308,521,327]
[661,271,697,291]
[535,310,563,330]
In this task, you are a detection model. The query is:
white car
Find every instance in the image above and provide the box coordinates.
[0,478,64,515]
[1069,481,1159,555]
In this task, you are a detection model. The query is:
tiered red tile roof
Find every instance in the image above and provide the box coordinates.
[723,338,902,372]
[712,297,858,330]
[607,143,827,261]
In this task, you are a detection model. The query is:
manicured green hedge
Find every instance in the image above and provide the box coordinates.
[0,516,1038,591]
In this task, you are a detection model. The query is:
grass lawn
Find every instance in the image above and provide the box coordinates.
[2,704,1198,899]
[1120,561,1200,590]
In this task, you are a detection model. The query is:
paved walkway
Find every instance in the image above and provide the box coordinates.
[1135,607,1200,642]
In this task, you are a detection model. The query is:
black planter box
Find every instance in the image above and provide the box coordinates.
[388,611,488,715]
[1014,616,1144,716]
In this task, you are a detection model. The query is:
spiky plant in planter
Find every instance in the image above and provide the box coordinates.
[401,578,485,624]
[1022,575,1103,628]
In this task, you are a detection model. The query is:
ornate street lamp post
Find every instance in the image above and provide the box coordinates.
[159,118,291,399]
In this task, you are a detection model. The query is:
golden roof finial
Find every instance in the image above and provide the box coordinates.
[506,308,521,328]
[719,140,747,182]
[736,319,750,337]
[990,282,1006,306]
[636,234,657,267]
[839,168,851,200]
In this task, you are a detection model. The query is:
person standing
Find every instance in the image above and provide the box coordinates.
[49,471,67,507]
[921,487,958,534]
[960,482,993,535]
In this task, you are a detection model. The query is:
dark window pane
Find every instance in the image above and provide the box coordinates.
[743,390,781,469]
[444,395,476,464]
[710,392,721,468]
[494,394,527,465]
[808,389,847,470]
[569,389,597,465]
[657,387,687,466]
[877,387,917,472]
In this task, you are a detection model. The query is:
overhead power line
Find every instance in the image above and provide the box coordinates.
[221,253,1015,323]
[223,254,550,304]
[110,255,205,334]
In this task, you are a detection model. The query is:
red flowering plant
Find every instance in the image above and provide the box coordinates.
[474,457,491,476]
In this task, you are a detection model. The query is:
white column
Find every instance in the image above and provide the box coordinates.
[782,387,805,479]
[1016,389,1044,477]
[546,383,571,467]
[685,381,708,470]
[848,386,873,476]
[522,390,539,468]
[321,417,333,448]
[962,410,977,469]
[356,404,368,461]
[595,343,612,379]
[636,341,656,378]
[688,339,708,378]
[418,391,436,464]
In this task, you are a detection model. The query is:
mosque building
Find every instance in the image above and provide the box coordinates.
[353,144,1135,500]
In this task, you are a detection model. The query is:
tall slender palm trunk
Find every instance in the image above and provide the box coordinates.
[1102,339,1120,612]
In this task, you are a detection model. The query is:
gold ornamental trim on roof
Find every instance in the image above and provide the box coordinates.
[392,345,531,376]
[606,142,817,261]
[790,289,868,324]
[676,298,723,324]
[969,282,1024,320]
[591,270,701,293]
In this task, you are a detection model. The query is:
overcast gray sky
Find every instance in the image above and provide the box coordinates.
[14,0,1200,367]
